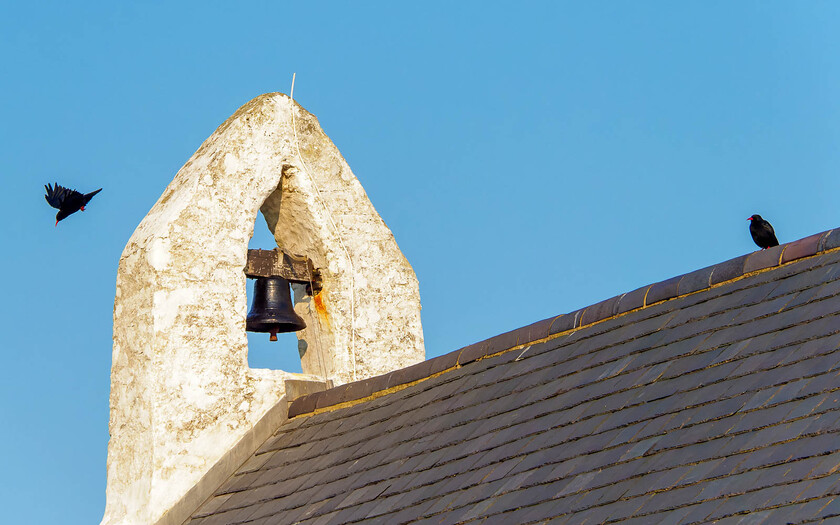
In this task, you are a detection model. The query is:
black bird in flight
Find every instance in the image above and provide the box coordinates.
[44,183,102,226]
[748,214,779,249]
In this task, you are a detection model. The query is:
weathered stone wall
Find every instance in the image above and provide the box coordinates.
[101,93,425,525]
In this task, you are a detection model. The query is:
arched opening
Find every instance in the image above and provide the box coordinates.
[246,208,303,373]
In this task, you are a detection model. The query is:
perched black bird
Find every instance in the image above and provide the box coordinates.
[748,214,779,249]
[44,183,102,226]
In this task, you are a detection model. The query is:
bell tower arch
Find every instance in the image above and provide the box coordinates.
[101,93,424,525]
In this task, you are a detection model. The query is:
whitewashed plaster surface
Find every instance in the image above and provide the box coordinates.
[101,93,425,525]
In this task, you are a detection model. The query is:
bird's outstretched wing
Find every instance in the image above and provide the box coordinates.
[83,188,103,204]
[44,183,82,209]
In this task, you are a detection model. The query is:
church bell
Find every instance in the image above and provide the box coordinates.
[246,276,306,341]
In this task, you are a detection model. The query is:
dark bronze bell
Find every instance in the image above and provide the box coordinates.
[246,276,306,341]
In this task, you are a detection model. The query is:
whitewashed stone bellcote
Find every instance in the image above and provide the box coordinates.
[101,93,425,525]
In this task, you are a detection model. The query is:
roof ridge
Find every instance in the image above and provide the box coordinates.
[287,228,840,418]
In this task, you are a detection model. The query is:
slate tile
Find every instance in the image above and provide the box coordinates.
[446,479,508,514]
[744,245,785,274]
[643,276,682,306]
[388,358,434,388]
[577,499,641,523]
[480,329,532,357]
[330,483,381,512]
[799,298,840,325]
[709,254,751,285]
[672,499,724,523]
[367,492,418,520]
[288,394,318,418]
[708,502,768,524]
[797,477,840,503]
[616,484,681,515]
[466,505,529,525]
[187,507,254,525]
[765,277,813,303]
[423,351,459,378]
[722,281,781,311]
[522,337,568,363]
[727,354,781,384]
[641,505,692,525]
[767,379,810,406]
[807,277,840,305]
[783,233,824,264]
[826,263,840,284]
[364,503,419,525]
[360,372,391,397]
[241,451,280,476]
[336,380,375,405]
[484,329,526,357]
[304,509,344,525]
[212,502,264,523]
[525,499,574,521]
[562,499,620,524]
[238,515,293,525]
[787,396,833,422]
[525,316,559,342]
[312,385,347,411]
[339,497,387,523]
[191,494,236,519]
[611,286,650,316]
[805,451,840,481]
[776,253,836,279]
[778,285,823,313]
[803,412,840,439]
[761,498,829,524]
[456,341,492,366]
[580,295,622,326]
[616,313,681,349]
[247,496,311,522]
[674,266,714,296]
[820,229,840,251]
[548,310,583,335]
[816,496,840,520]
[731,296,794,327]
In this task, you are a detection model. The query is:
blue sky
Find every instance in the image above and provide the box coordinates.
[2,2,840,523]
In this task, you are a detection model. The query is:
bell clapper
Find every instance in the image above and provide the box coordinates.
[269,328,278,342]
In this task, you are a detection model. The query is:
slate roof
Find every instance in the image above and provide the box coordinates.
[187,228,840,525]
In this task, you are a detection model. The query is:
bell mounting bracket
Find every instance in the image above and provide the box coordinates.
[244,249,322,294]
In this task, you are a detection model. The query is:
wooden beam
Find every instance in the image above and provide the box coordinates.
[244,249,321,293]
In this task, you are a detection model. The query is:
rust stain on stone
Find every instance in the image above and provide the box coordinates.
[313,292,330,326]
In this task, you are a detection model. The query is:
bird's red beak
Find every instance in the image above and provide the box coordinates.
[747,217,753,221]
[55,221,58,227]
